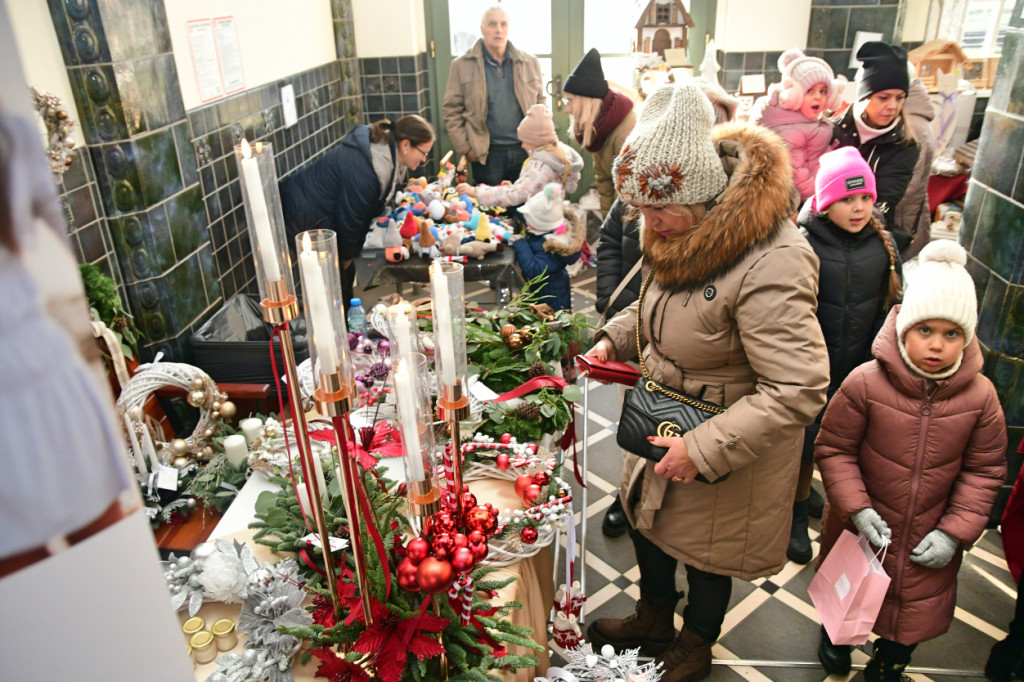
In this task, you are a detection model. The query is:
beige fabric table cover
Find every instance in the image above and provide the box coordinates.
[182,476,553,680]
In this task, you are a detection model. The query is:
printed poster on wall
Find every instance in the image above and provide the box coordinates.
[187,19,223,103]
[214,16,245,94]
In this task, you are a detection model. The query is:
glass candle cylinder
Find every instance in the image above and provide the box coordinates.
[428,261,467,395]
[385,301,421,374]
[235,139,295,308]
[393,352,440,517]
[295,229,354,415]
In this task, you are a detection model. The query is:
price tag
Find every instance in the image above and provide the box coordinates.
[301,534,349,553]
[156,465,179,491]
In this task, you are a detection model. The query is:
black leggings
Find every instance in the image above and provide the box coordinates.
[874,638,918,664]
[630,527,732,642]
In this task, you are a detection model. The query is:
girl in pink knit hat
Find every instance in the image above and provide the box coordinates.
[456,104,582,208]
[751,48,846,200]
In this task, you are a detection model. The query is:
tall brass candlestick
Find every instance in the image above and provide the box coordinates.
[262,296,341,618]
[437,382,470,520]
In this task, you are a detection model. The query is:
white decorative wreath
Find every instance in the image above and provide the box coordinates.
[115,360,233,463]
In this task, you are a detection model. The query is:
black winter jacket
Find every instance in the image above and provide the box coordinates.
[595,199,643,319]
[280,125,398,260]
[798,199,901,459]
[798,199,900,398]
[831,106,920,233]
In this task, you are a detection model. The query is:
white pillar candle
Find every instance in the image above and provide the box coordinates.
[302,451,327,501]
[123,413,148,476]
[295,482,312,519]
[240,417,263,445]
[430,264,457,386]
[391,303,416,371]
[298,234,339,374]
[222,434,249,468]
[239,139,282,282]
[393,358,425,481]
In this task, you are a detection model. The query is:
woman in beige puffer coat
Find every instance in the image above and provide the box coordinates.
[583,82,830,682]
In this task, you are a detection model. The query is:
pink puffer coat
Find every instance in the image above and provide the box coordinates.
[815,306,1007,645]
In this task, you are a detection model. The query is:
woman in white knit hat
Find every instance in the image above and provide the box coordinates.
[583,82,830,681]
[814,240,1006,679]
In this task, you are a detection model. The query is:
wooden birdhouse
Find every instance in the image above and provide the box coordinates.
[907,40,968,90]
[635,0,695,60]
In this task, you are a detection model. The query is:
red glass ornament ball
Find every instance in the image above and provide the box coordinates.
[514,474,534,497]
[416,557,456,593]
[499,433,512,444]
[523,484,542,504]
[406,537,430,564]
[460,491,478,511]
[532,471,551,486]
[452,533,469,549]
[429,511,457,536]
[451,547,475,573]
[431,533,455,558]
[398,558,421,591]
[469,541,489,562]
[465,505,498,534]
[496,453,510,470]
[467,530,485,545]
[520,526,539,544]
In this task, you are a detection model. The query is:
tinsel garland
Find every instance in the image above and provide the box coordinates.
[30,87,76,177]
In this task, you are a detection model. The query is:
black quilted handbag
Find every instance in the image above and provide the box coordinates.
[616,271,729,484]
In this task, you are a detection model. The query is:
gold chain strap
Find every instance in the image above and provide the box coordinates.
[635,271,726,415]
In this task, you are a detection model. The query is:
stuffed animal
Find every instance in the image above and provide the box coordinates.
[384,219,409,262]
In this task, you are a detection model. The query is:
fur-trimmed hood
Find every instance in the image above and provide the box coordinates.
[542,207,585,257]
[642,122,798,290]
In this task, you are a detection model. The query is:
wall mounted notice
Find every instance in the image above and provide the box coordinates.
[187,19,223,103]
[214,16,245,94]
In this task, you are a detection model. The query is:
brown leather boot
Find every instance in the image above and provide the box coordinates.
[585,595,677,656]
[655,626,713,682]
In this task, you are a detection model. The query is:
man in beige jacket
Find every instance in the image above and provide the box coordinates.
[442,6,544,186]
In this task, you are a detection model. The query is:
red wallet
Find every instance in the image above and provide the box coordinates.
[574,355,642,386]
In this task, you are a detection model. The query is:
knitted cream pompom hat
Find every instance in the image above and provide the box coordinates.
[896,240,977,377]
[519,183,565,234]
[613,82,727,206]
[776,48,845,112]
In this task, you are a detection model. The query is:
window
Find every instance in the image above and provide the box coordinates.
[960,0,1014,57]
[656,5,670,24]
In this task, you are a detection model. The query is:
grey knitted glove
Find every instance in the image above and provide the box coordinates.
[851,508,891,548]
[910,529,958,568]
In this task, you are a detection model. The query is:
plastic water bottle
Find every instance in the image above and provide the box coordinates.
[347,298,367,334]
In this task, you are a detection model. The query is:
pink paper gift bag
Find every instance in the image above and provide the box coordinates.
[808,529,891,645]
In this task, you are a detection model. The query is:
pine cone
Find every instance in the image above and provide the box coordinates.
[112,316,128,332]
[528,362,546,378]
[515,403,542,420]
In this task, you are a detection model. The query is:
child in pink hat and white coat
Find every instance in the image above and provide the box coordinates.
[751,48,846,200]
[456,104,583,208]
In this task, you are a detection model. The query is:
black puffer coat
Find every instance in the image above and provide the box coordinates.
[595,199,643,319]
[831,106,920,234]
[798,199,900,458]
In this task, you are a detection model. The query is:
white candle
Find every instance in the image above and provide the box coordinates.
[394,358,426,481]
[239,139,282,282]
[222,434,249,468]
[304,452,327,501]
[240,417,263,445]
[123,413,148,476]
[430,264,457,386]
[298,234,339,374]
[390,303,416,370]
[295,482,312,519]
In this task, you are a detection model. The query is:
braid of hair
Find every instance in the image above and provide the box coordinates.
[871,216,902,306]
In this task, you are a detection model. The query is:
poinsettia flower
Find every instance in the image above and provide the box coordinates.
[352,598,449,682]
[309,422,402,469]
[310,647,371,682]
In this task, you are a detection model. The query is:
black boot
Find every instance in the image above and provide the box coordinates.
[602,493,628,538]
[817,626,851,675]
[787,499,812,564]
[807,486,825,519]
[864,657,911,681]
[986,633,1024,681]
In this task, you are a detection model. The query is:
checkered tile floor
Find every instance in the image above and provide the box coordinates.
[353,254,1017,681]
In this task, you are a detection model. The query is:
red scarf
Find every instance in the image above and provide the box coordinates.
[575,90,634,153]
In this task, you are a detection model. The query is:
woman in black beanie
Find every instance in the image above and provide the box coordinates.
[563,48,636,218]
[831,41,920,243]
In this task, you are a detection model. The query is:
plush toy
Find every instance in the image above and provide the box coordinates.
[459,238,499,260]
[384,219,409,262]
